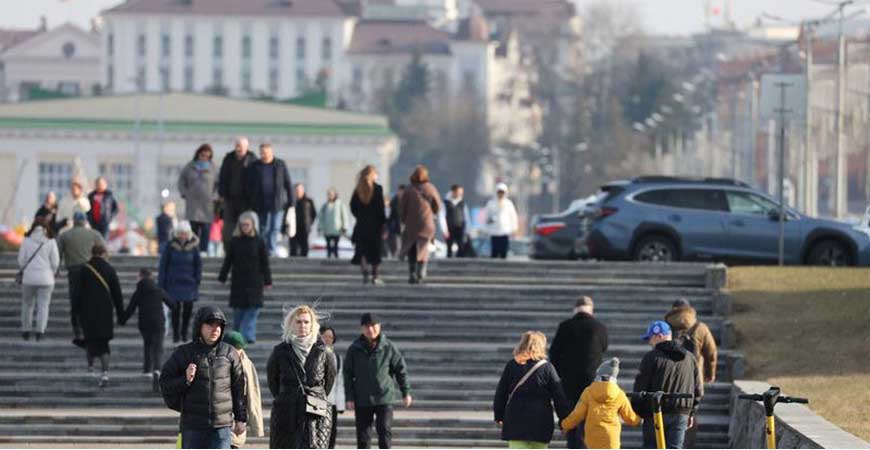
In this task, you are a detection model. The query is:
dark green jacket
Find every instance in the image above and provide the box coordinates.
[343,334,410,407]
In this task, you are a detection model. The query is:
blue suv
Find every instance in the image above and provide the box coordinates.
[584,176,870,266]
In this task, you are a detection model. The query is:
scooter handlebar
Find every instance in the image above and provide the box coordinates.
[738,394,764,401]
[627,392,694,400]
[738,394,808,404]
[779,396,809,405]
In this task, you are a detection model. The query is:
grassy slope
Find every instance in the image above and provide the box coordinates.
[727,267,870,441]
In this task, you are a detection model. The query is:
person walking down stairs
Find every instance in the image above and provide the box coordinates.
[160,221,203,343]
[17,216,60,341]
[350,166,387,285]
[399,165,442,285]
[119,268,175,392]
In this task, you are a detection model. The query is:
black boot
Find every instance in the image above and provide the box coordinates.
[408,260,418,284]
[22,332,30,341]
[35,333,43,342]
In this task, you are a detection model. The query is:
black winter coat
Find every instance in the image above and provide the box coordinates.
[493,359,570,444]
[246,158,295,214]
[160,306,248,430]
[295,196,317,234]
[218,150,258,205]
[350,184,386,265]
[632,340,703,417]
[120,277,175,333]
[72,257,124,342]
[218,235,272,309]
[549,312,609,403]
[267,338,337,449]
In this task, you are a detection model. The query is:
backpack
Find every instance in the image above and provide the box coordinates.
[674,322,699,356]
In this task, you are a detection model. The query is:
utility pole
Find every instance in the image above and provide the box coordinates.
[804,23,817,217]
[775,80,793,266]
[834,1,853,218]
[552,146,561,213]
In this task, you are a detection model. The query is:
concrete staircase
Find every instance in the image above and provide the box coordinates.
[0,255,737,448]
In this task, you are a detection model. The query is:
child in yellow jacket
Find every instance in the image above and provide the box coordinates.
[561,358,641,449]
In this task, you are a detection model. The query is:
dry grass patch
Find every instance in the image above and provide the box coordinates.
[727,267,870,441]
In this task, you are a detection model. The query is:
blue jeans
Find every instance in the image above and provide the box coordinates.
[233,307,260,343]
[642,414,689,449]
[181,426,231,449]
[258,210,283,255]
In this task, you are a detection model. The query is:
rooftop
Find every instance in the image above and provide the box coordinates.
[0,93,392,136]
[348,19,453,55]
[103,0,346,18]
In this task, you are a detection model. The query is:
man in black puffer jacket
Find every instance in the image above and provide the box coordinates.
[160,306,247,449]
[632,320,702,449]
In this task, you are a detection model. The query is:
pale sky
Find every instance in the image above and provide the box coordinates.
[0,0,852,35]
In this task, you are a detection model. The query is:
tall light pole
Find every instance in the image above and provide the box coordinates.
[833,1,853,218]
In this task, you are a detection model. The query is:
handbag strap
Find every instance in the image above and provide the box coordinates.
[84,263,111,296]
[20,241,47,273]
[507,360,548,405]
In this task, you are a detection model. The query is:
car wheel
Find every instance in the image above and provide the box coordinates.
[633,235,677,262]
[807,240,852,266]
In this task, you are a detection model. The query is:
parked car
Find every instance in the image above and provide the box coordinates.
[584,176,870,266]
[529,192,608,260]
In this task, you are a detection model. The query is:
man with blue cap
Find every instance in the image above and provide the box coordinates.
[631,320,702,449]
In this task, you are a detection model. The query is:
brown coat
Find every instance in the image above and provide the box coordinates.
[665,306,718,383]
[399,182,442,262]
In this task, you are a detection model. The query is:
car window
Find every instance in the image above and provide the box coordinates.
[635,188,727,211]
[726,191,778,216]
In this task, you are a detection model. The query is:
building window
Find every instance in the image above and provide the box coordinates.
[137,34,147,58]
[322,37,332,61]
[184,67,194,91]
[462,70,476,93]
[161,34,171,59]
[160,67,170,92]
[136,66,146,91]
[213,67,223,88]
[213,34,223,59]
[287,167,309,189]
[98,162,135,205]
[107,33,114,57]
[184,35,194,58]
[296,67,308,92]
[241,35,252,60]
[241,68,251,93]
[58,81,80,96]
[296,37,305,61]
[38,162,73,205]
[352,66,362,93]
[107,65,115,90]
[269,68,279,93]
[269,35,279,60]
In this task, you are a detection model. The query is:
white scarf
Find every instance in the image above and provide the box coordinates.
[289,327,319,364]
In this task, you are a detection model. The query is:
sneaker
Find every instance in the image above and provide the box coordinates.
[152,371,161,393]
[141,372,153,378]
[34,333,43,342]
[372,277,385,286]
[99,374,109,388]
[362,272,370,285]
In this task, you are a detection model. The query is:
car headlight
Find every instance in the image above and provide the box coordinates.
[851,226,870,238]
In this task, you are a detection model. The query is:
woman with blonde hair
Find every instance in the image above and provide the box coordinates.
[399,165,442,284]
[218,211,271,344]
[493,331,570,449]
[267,305,337,449]
[350,165,387,284]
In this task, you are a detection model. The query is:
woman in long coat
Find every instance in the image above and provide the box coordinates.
[267,305,336,449]
[219,211,271,344]
[72,244,124,388]
[177,143,216,253]
[350,165,386,285]
[159,220,202,343]
[399,165,442,284]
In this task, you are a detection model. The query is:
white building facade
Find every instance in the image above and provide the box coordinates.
[0,23,101,102]
[0,93,398,228]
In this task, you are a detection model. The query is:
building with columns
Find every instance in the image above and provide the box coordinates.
[0,93,397,227]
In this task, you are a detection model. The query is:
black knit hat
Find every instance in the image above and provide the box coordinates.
[360,313,381,326]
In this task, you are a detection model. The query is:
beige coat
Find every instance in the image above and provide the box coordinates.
[232,350,264,447]
[399,182,442,262]
[665,306,718,383]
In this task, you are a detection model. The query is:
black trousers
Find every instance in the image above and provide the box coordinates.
[171,302,194,341]
[446,226,465,257]
[328,404,339,449]
[67,266,83,335]
[290,230,310,257]
[141,330,164,373]
[491,235,509,259]
[189,221,209,252]
[325,235,340,259]
[355,405,393,449]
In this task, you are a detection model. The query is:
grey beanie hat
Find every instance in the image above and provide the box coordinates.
[596,357,620,382]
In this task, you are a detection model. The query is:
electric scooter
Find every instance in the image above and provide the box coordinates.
[738,386,809,449]
[628,391,695,449]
